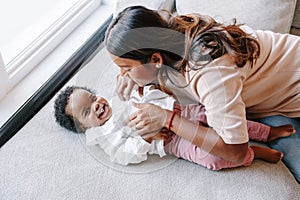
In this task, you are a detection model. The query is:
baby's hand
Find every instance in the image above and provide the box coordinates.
[144,129,169,143]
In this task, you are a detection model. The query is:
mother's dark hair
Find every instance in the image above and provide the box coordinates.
[105,6,184,66]
[105,6,260,87]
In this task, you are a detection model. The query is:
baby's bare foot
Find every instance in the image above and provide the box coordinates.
[252,146,283,163]
[268,124,296,142]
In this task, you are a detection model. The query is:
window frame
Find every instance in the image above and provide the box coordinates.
[0,13,113,148]
[0,0,101,100]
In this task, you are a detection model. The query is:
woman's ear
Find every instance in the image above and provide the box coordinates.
[150,52,163,68]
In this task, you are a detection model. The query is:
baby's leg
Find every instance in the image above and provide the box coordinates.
[181,104,295,142]
[165,135,255,170]
[247,121,295,142]
[251,145,283,163]
[179,104,208,125]
[247,120,270,142]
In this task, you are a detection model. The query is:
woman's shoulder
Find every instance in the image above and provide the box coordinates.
[186,54,241,77]
[185,55,248,97]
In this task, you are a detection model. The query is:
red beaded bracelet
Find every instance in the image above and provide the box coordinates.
[167,111,176,131]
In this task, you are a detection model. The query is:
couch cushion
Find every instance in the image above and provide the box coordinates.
[176,0,297,33]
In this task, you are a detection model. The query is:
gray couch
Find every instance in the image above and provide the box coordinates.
[1,46,299,200]
[114,0,300,36]
[1,1,299,199]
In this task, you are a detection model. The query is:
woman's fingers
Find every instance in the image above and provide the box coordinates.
[129,103,168,137]
[129,114,161,138]
[124,78,136,100]
[128,103,153,128]
[116,74,137,101]
[128,112,150,128]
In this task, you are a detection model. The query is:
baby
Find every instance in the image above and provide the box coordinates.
[54,85,295,169]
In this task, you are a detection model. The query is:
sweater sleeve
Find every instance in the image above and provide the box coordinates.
[189,55,249,144]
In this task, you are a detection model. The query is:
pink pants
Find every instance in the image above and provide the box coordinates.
[164,104,270,170]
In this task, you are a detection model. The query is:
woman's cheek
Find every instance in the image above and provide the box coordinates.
[130,72,144,85]
[131,68,156,85]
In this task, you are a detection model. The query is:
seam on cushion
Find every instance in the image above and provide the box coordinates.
[288,0,298,32]
[292,0,300,28]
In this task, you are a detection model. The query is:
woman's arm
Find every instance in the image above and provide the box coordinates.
[190,56,249,145]
[164,109,249,163]
[178,56,250,162]
[130,103,248,164]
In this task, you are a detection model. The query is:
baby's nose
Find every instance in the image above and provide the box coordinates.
[94,102,100,112]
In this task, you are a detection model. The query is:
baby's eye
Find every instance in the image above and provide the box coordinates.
[92,95,97,102]
[85,109,91,116]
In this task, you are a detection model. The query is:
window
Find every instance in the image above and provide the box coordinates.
[0,0,101,99]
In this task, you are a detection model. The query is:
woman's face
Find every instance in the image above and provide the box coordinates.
[110,53,159,87]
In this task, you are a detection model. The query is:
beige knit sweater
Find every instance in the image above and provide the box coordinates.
[185,26,300,144]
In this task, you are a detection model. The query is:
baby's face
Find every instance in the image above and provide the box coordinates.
[66,88,112,130]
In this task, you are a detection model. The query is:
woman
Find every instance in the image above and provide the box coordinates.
[105,6,300,179]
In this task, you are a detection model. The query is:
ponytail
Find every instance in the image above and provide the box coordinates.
[168,13,260,72]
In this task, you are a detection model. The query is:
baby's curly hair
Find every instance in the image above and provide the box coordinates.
[53,85,94,133]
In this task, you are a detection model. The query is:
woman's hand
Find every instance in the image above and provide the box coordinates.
[128,102,171,138]
[116,74,137,101]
